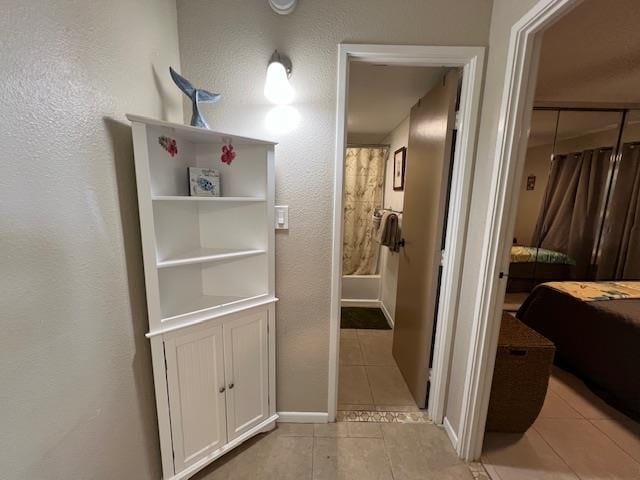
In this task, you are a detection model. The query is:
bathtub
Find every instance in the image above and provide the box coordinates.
[341,274,381,306]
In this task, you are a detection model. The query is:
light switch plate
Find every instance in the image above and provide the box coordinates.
[275,205,289,230]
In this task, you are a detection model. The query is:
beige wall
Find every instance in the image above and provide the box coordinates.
[444,0,540,435]
[514,144,553,245]
[0,1,182,478]
[379,116,409,322]
[176,0,492,412]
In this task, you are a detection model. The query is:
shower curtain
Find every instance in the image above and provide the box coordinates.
[342,147,388,275]
[532,148,611,278]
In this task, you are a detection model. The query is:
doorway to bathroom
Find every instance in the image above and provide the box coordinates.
[329,45,485,428]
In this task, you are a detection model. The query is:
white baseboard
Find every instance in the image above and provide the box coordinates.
[443,416,459,450]
[380,301,394,328]
[277,411,329,423]
[340,299,381,308]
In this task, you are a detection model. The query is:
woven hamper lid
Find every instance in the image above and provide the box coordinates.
[499,313,555,348]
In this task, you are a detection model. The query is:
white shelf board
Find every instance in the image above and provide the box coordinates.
[157,248,266,269]
[158,293,274,329]
[152,195,266,203]
[126,114,277,146]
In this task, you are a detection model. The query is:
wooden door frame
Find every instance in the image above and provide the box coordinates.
[328,44,485,431]
[455,0,581,461]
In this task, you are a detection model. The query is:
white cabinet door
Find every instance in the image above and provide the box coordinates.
[165,324,227,472]
[223,309,269,441]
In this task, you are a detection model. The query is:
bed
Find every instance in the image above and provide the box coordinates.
[517,281,640,421]
[507,246,575,293]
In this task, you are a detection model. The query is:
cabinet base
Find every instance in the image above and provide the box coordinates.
[167,414,279,480]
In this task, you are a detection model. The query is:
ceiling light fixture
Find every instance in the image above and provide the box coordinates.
[268,0,297,15]
[264,50,294,105]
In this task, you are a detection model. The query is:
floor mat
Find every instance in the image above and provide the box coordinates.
[340,307,391,330]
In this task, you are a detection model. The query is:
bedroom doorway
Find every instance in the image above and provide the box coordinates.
[474,1,640,477]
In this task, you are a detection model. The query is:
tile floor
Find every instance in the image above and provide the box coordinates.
[482,366,640,480]
[338,328,419,411]
[192,421,488,480]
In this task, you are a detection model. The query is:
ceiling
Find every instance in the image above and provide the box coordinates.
[535,0,640,105]
[347,62,446,139]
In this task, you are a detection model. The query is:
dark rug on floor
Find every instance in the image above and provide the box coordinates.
[341,307,391,330]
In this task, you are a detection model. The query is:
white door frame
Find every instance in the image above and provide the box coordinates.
[455,0,581,461]
[329,44,485,425]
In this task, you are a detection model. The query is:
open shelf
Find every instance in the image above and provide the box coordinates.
[153,195,265,203]
[160,293,271,323]
[157,248,266,269]
[129,114,274,332]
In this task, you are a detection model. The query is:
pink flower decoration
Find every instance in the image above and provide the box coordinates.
[221,143,236,165]
[159,136,178,157]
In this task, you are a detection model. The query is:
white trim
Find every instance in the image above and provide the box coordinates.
[340,299,381,308]
[125,114,277,145]
[428,46,485,427]
[145,297,278,338]
[329,44,486,427]
[166,414,279,480]
[455,0,580,462]
[277,411,329,423]
[443,416,459,450]
[380,301,394,328]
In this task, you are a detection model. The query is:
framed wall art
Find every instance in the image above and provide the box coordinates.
[393,146,406,191]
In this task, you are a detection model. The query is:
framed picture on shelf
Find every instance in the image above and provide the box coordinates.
[189,167,221,197]
[393,147,406,191]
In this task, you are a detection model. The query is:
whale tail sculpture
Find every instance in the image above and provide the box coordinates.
[170,67,221,129]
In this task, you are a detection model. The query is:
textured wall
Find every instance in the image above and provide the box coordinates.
[380,116,409,322]
[177,0,492,413]
[0,1,182,478]
[445,0,541,435]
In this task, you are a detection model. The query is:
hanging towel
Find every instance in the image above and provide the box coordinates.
[380,213,401,252]
[376,211,392,243]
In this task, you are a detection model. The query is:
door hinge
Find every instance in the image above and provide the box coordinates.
[499,271,508,279]
[455,110,462,130]
[440,249,446,266]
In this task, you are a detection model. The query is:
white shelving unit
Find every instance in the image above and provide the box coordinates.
[128,114,278,480]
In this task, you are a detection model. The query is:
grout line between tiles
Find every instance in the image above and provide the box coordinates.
[379,423,397,480]
[310,434,315,479]
[588,419,640,468]
[531,423,582,479]
[480,460,503,480]
[549,390,584,419]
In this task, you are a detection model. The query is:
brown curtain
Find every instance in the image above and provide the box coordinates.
[597,142,640,279]
[532,148,612,278]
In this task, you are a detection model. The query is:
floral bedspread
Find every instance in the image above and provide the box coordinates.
[543,281,640,301]
[510,246,576,265]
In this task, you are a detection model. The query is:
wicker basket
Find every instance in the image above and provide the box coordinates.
[486,313,556,433]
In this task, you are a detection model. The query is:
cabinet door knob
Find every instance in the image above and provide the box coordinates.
[228,383,235,389]
[219,386,226,393]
